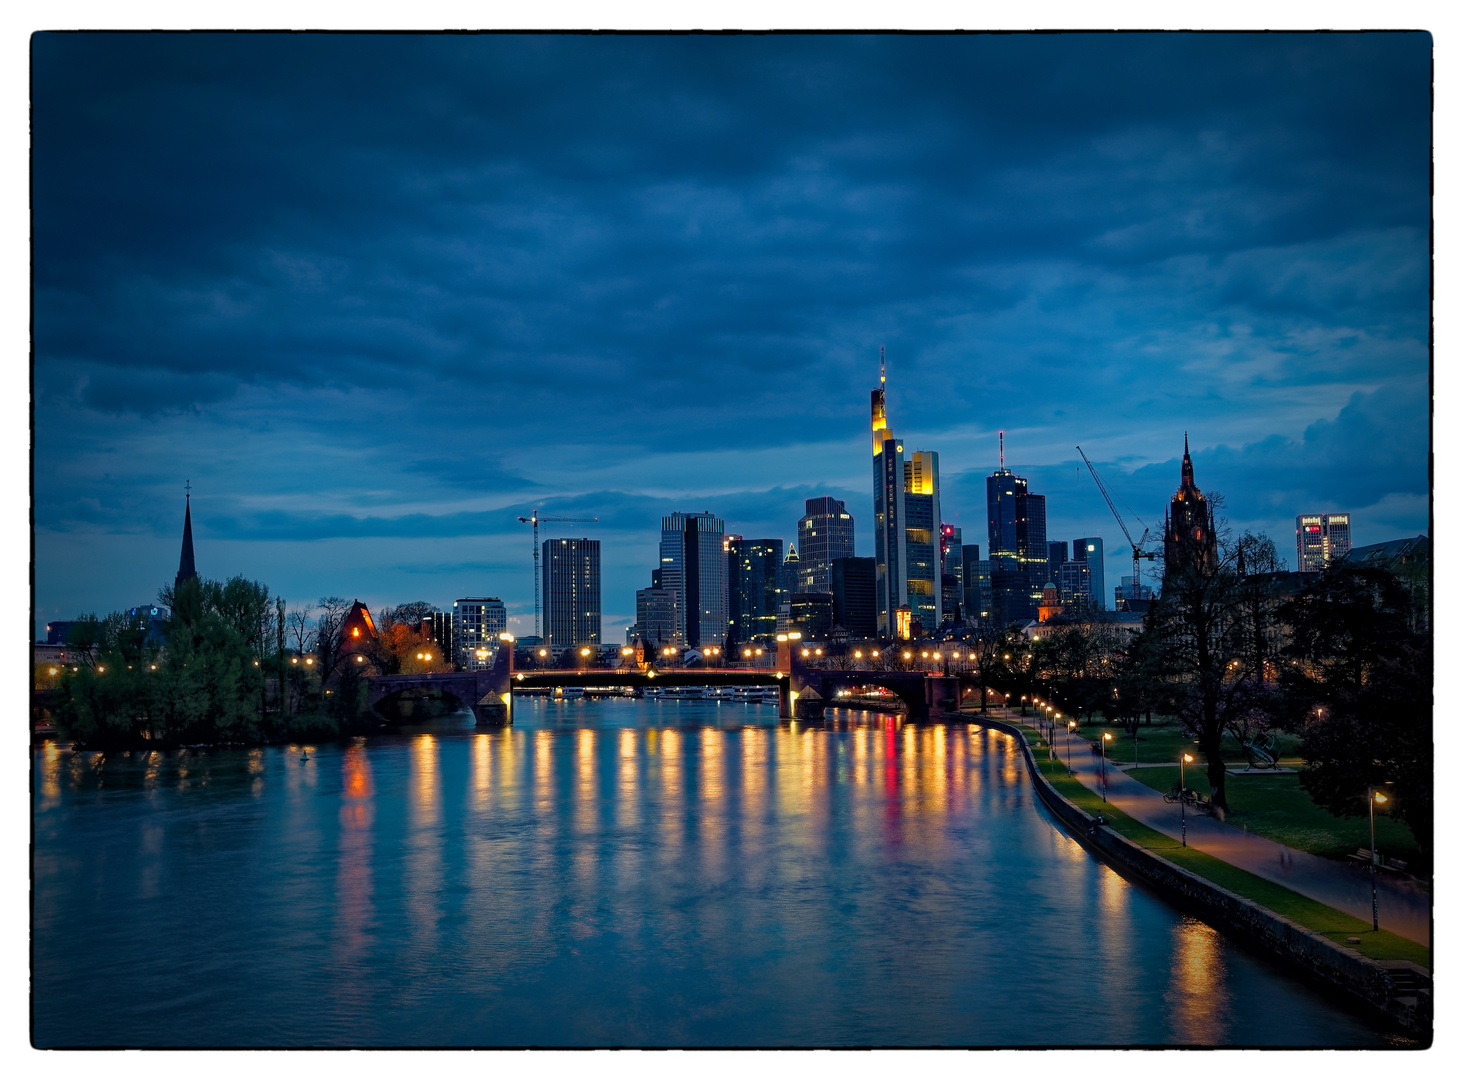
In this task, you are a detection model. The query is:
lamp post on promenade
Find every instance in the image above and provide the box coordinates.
[1101,732,1113,802]
[1370,788,1388,931]
[1181,753,1193,846]
[1066,720,1076,776]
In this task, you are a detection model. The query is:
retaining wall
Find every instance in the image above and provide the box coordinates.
[970,713,1431,1043]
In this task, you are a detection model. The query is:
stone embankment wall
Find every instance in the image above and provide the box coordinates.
[969,713,1431,1043]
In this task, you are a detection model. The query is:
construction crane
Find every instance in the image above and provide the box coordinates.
[516,510,598,641]
[1076,446,1159,605]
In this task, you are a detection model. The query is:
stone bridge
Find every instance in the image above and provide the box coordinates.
[366,640,513,725]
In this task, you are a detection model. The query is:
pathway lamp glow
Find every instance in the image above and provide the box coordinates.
[1370,789,1389,930]
[1066,720,1076,775]
[1181,754,1194,846]
[1101,732,1113,801]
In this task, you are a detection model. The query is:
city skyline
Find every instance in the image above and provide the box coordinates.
[32,33,1430,642]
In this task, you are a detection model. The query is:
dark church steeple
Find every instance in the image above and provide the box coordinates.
[175,485,197,592]
[1163,436,1217,581]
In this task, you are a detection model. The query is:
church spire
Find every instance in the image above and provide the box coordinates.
[1181,432,1195,489]
[175,485,197,592]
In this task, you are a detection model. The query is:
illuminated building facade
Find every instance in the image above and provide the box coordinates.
[870,359,942,636]
[986,465,1046,626]
[1295,513,1352,572]
[1058,560,1093,610]
[727,536,783,644]
[1163,435,1218,582]
[543,537,601,652]
[660,512,728,649]
[453,597,507,670]
[940,525,963,625]
[1073,537,1105,611]
[796,497,855,593]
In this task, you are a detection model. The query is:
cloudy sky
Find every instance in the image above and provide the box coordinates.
[31,31,1431,641]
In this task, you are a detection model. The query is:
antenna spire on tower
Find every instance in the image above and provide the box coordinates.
[879,344,886,385]
[999,430,1005,469]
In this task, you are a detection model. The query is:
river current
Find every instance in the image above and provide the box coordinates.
[32,699,1392,1047]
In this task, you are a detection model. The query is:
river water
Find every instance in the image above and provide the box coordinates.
[32,699,1393,1047]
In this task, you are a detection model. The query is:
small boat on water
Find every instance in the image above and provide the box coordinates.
[554,687,585,699]
[662,686,704,700]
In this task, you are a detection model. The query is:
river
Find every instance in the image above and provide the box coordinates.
[32,699,1394,1047]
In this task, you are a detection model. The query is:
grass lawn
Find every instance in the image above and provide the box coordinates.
[1126,765,1423,868]
[1022,712,1302,767]
[1008,721,1429,968]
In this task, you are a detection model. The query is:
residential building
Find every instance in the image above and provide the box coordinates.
[543,537,601,651]
[422,611,455,665]
[727,536,783,645]
[796,497,855,593]
[453,597,507,670]
[831,555,877,638]
[1296,513,1352,572]
[1072,537,1106,611]
[659,512,728,649]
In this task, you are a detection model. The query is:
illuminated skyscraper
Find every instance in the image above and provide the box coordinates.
[453,597,507,670]
[660,512,728,649]
[986,442,1046,626]
[1072,537,1105,611]
[797,497,855,593]
[1296,513,1352,572]
[870,351,942,636]
[727,536,783,644]
[542,537,600,651]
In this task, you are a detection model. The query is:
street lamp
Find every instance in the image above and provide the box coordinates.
[1066,720,1076,775]
[1370,788,1389,931]
[1101,732,1113,801]
[1181,753,1194,846]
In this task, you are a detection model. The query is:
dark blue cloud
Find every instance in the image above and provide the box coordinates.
[31,32,1431,635]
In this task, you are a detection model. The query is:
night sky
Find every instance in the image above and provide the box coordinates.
[31,32,1432,641]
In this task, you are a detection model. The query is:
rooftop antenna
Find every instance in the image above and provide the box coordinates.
[879,344,886,385]
[999,431,1005,469]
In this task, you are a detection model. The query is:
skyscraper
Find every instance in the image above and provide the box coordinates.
[940,524,962,625]
[1163,435,1217,582]
[796,497,855,592]
[870,352,941,637]
[1296,513,1352,572]
[543,537,601,651]
[1072,537,1106,611]
[986,445,1045,626]
[903,450,942,634]
[660,512,728,649]
[960,543,992,625]
[831,555,877,638]
[727,536,783,644]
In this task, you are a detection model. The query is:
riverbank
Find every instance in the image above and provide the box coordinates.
[964,709,1430,1042]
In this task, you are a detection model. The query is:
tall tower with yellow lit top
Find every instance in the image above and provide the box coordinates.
[870,348,943,638]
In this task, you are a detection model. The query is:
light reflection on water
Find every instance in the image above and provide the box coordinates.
[31,706,1391,1048]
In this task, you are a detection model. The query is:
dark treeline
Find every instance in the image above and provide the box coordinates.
[52,576,335,748]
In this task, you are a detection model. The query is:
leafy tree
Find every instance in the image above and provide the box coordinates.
[1277,566,1432,866]
[1127,527,1280,813]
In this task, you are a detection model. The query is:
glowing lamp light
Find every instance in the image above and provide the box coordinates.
[1375,792,1389,805]
[352,628,360,637]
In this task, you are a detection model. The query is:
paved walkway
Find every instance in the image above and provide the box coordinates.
[997,710,1431,947]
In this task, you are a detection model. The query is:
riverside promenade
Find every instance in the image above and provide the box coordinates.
[1000,709,1431,947]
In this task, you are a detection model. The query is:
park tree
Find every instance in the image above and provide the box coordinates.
[1277,566,1432,865]
[1126,527,1281,814]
